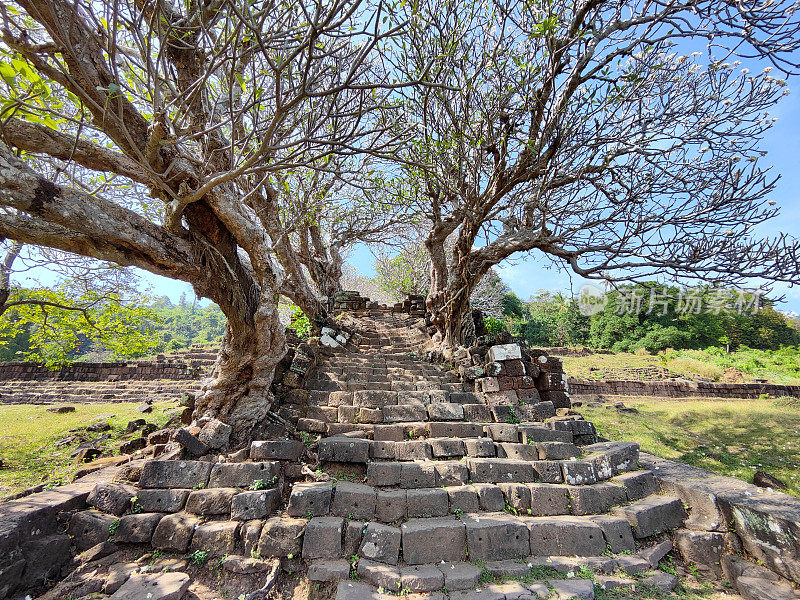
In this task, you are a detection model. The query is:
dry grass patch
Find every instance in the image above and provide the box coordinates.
[0,401,175,497]
[580,396,800,496]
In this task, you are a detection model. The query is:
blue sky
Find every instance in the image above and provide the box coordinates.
[142,87,800,314]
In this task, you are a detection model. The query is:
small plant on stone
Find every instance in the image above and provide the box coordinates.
[453,507,463,518]
[108,519,120,537]
[193,482,206,490]
[250,478,272,491]
[300,431,316,447]
[187,549,210,565]
[152,549,164,560]
[505,407,520,424]
[130,496,143,514]
[250,549,261,558]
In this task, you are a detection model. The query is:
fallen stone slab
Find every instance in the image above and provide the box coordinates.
[308,559,352,582]
[612,495,686,538]
[547,579,595,600]
[109,572,191,600]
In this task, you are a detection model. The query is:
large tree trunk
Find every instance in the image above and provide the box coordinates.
[194,289,286,447]
[185,201,288,446]
[425,227,487,349]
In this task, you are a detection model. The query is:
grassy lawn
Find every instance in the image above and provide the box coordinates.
[563,347,800,385]
[579,396,800,496]
[0,401,176,498]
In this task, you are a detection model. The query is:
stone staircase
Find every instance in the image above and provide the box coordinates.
[59,312,698,600]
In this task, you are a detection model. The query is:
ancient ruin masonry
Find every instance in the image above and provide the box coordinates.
[2,308,800,600]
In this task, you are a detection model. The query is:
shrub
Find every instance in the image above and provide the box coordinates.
[484,317,506,336]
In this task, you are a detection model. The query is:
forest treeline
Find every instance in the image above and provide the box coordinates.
[1,281,797,366]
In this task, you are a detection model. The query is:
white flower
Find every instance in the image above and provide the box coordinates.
[742,68,750,74]
[567,571,576,578]
[763,66,774,73]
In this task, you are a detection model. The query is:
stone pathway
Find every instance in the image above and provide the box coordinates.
[19,310,799,600]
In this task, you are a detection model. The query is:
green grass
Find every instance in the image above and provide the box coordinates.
[580,396,800,496]
[564,346,800,385]
[0,401,175,497]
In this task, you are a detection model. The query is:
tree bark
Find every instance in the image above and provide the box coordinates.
[194,290,286,447]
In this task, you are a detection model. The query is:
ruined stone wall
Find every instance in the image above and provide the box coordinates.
[570,378,800,399]
[641,453,800,586]
[0,361,202,381]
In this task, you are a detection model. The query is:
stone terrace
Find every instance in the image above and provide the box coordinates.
[8,310,800,600]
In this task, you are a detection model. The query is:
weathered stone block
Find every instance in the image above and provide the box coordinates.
[185,488,237,514]
[463,513,529,561]
[332,482,377,521]
[532,461,564,483]
[108,572,190,600]
[136,489,190,513]
[496,443,538,461]
[287,481,333,517]
[588,515,636,554]
[434,462,469,487]
[359,522,401,565]
[396,440,433,460]
[318,437,370,463]
[258,516,305,557]
[612,470,659,502]
[527,516,606,556]
[674,528,725,578]
[302,517,344,560]
[447,486,479,514]
[68,510,116,550]
[209,461,280,488]
[366,461,401,487]
[613,495,686,538]
[400,463,436,488]
[465,437,496,457]
[483,424,519,442]
[407,488,449,518]
[528,483,571,516]
[437,562,482,591]
[474,483,506,512]
[401,517,467,564]
[561,460,597,485]
[139,460,212,489]
[151,513,200,552]
[190,521,239,557]
[88,483,136,516]
[429,438,466,458]
[114,512,163,544]
[249,439,305,461]
[488,344,522,362]
[231,489,281,520]
[353,390,398,408]
[467,458,536,483]
[376,489,407,523]
[400,564,445,592]
[498,483,531,512]
[427,403,464,421]
[308,559,352,582]
[370,440,396,459]
[384,404,427,422]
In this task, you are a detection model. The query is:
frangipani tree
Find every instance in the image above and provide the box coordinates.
[0,0,408,443]
[395,0,800,347]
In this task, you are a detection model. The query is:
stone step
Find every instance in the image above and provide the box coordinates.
[295,419,590,444]
[286,477,653,523]
[612,494,687,538]
[296,512,634,569]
